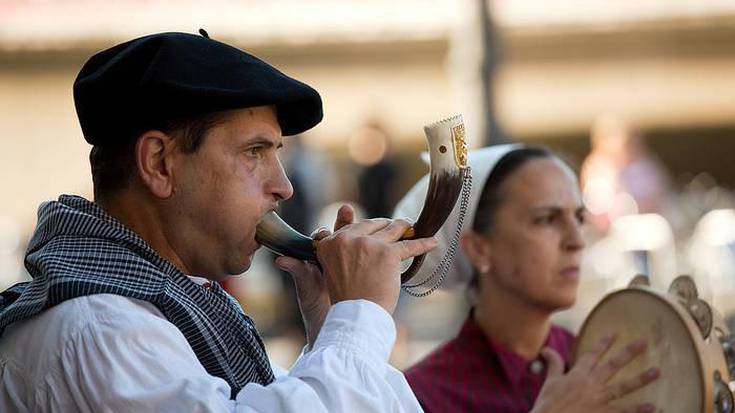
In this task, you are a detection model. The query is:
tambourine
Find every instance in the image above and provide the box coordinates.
[255,115,471,285]
[574,275,735,413]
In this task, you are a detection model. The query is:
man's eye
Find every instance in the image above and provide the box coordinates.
[247,147,263,157]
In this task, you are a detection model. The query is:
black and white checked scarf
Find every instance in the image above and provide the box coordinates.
[0,195,275,397]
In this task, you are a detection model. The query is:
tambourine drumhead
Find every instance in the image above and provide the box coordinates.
[575,288,706,412]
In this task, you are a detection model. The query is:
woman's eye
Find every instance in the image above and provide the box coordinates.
[576,212,586,225]
[535,215,554,225]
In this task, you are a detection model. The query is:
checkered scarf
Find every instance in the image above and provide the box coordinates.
[0,195,275,397]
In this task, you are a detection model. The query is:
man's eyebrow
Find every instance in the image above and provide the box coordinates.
[237,136,283,149]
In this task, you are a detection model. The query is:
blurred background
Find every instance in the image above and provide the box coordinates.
[2,0,735,369]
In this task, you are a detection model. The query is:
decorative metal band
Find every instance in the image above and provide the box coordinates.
[452,123,467,168]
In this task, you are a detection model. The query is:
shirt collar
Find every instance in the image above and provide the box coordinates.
[188,275,211,286]
[458,311,572,388]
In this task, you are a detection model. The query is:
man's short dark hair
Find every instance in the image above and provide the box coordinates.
[90,110,231,201]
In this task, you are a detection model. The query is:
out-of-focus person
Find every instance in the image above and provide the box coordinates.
[580,114,670,235]
[350,121,399,219]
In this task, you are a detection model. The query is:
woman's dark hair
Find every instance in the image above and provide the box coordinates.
[471,146,554,235]
[89,110,232,202]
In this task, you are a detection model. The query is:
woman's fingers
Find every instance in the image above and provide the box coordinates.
[597,339,648,382]
[540,347,565,378]
[575,333,617,372]
[605,367,660,402]
[620,403,656,413]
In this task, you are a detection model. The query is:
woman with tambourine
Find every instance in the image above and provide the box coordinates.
[395,144,660,413]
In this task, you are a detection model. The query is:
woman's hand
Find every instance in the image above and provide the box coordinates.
[531,334,660,413]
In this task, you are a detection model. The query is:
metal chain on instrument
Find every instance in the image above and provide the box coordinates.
[402,168,473,297]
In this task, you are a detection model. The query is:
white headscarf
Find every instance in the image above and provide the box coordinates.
[393,144,521,290]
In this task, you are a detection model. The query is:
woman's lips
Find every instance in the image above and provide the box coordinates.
[560,266,580,279]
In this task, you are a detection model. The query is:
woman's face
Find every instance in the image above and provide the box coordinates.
[473,157,585,312]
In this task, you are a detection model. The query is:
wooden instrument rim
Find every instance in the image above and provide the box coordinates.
[573,286,712,412]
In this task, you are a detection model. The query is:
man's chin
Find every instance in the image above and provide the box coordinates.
[234,252,257,275]
[223,242,261,277]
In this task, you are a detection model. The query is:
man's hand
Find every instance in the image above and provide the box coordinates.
[316,206,437,315]
[531,335,660,413]
[276,203,437,347]
[275,205,356,349]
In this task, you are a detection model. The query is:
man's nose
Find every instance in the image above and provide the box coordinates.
[270,159,294,202]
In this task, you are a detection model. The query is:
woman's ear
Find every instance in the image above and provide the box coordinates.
[460,231,491,274]
[135,130,179,199]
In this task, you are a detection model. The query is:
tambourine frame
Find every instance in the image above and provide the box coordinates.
[573,285,727,412]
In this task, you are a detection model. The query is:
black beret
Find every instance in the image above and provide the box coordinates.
[73,31,323,145]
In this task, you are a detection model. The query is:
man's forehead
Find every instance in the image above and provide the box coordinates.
[214,106,283,143]
[225,106,279,128]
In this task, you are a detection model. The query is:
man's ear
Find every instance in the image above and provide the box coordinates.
[460,231,491,273]
[135,130,179,199]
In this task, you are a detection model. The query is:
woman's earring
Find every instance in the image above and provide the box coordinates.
[166,186,177,199]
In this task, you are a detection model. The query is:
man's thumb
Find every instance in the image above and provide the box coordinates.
[275,256,303,277]
[276,255,320,289]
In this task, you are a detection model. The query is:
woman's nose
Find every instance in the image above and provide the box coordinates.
[564,219,586,251]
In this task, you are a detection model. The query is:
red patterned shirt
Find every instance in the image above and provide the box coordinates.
[405,314,575,413]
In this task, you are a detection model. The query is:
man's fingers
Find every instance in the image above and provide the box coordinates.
[275,255,305,275]
[540,347,565,378]
[373,219,413,242]
[333,204,355,232]
[311,227,331,241]
[598,339,648,382]
[340,218,392,236]
[395,237,438,261]
[275,256,319,282]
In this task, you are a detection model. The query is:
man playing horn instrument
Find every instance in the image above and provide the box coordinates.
[0,31,438,412]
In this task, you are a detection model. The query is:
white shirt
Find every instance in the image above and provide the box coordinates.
[0,292,421,412]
